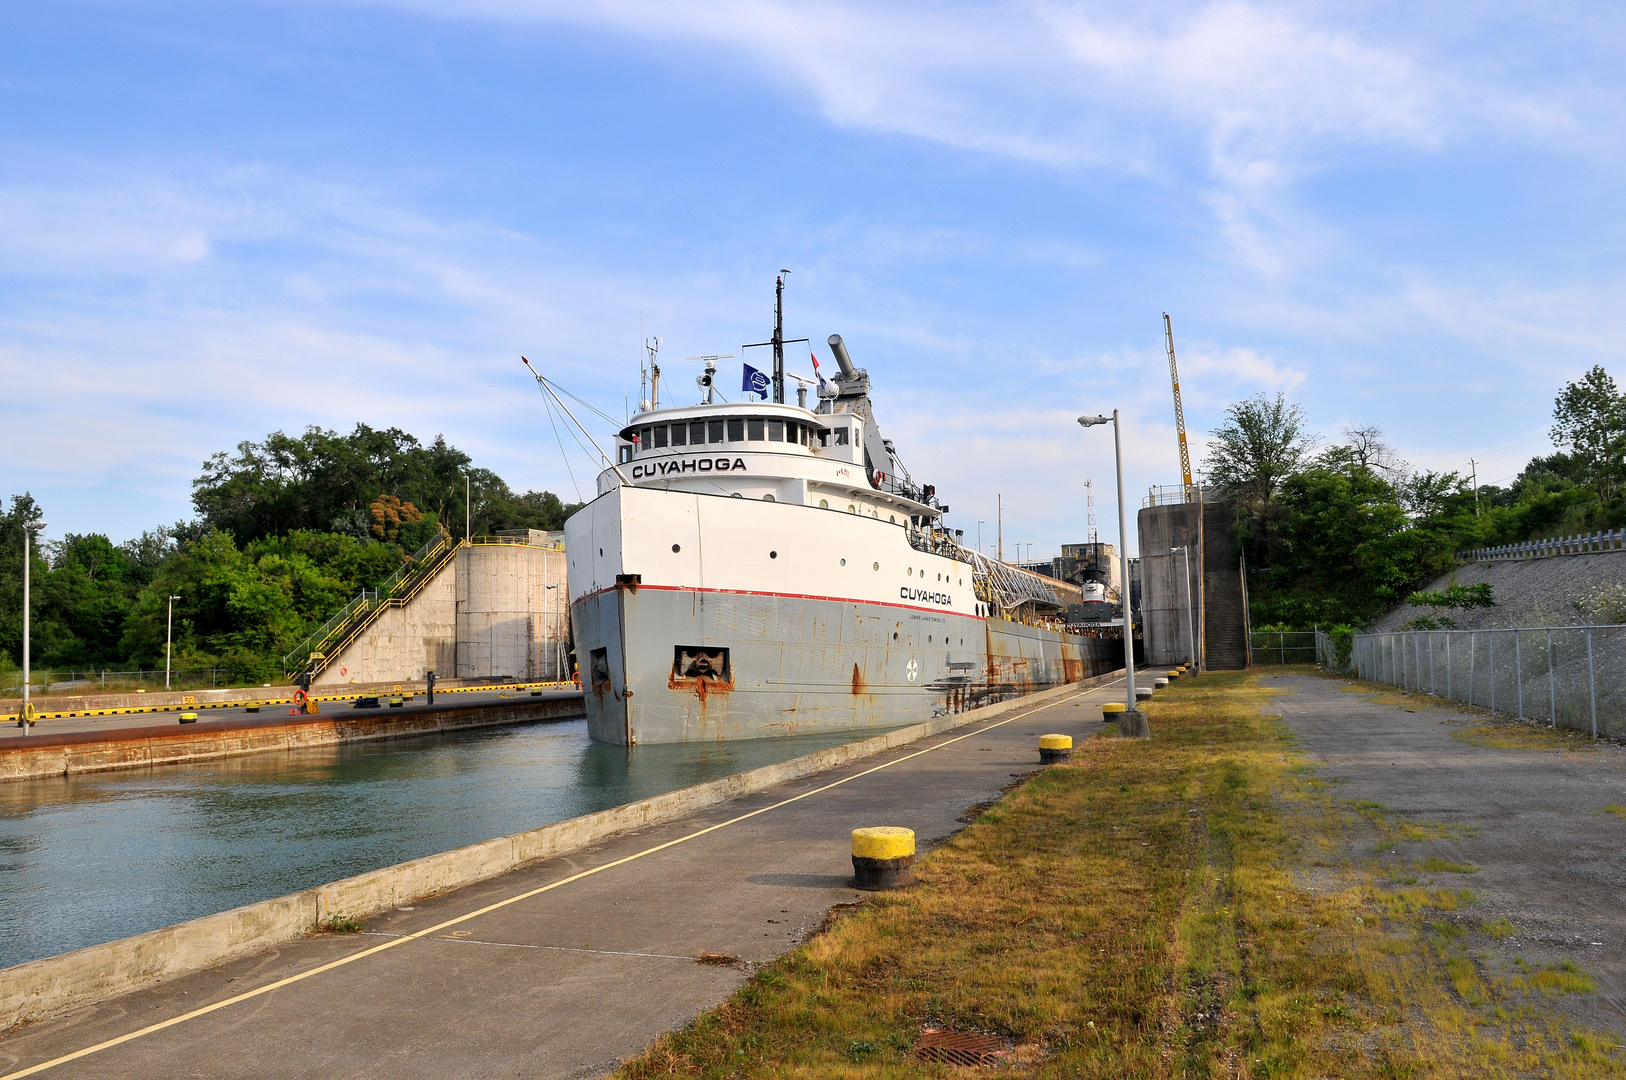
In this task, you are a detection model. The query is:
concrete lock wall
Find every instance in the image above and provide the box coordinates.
[456,544,570,682]
[315,543,568,687]
[1137,498,1248,670]
[1138,502,1203,668]
[315,558,458,686]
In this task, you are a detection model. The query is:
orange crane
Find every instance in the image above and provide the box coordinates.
[1163,312,1193,497]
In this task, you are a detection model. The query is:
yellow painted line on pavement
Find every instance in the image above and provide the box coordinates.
[0,681,1116,1079]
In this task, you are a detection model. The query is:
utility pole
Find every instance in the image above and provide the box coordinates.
[1469,458,1481,518]
[466,474,472,540]
[1077,412,1144,736]
[1086,478,1097,545]
[20,519,46,728]
[997,495,1003,562]
[165,595,181,689]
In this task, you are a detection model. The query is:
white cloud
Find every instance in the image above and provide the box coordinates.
[340,0,1578,277]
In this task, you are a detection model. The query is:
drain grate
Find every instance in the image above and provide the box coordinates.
[910,1028,1010,1067]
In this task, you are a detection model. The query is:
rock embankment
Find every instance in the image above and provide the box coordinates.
[1370,550,1626,632]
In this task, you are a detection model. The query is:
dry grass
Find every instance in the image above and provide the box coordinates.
[618,670,1624,1079]
[1451,722,1599,751]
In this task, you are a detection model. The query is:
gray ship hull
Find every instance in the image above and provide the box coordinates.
[573,581,1120,744]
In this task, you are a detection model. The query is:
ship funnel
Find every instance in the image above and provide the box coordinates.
[828,334,859,380]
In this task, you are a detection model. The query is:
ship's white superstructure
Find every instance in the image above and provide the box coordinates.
[565,312,1119,744]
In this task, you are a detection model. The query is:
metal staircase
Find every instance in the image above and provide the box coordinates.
[281,527,458,680]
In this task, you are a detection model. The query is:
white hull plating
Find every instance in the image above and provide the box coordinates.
[567,486,1117,743]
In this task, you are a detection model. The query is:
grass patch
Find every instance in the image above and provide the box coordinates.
[323,913,364,934]
[1421,858,1478,874]
[1481,918,1516,940]
[1604,804,1626,818]
[619,671,1624,1079]
[1452,722,1597,751]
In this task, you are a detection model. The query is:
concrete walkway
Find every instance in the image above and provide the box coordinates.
[1265,672,1626,1037]
[0,680,1125,1080]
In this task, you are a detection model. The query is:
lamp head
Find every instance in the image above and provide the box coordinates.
[1076,415,1110,428]
[169,595,181,601]
[24,520,46,531]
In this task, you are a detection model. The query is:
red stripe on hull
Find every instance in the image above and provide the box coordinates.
[571,581,985,620]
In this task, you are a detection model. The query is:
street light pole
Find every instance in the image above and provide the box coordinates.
[21,520,46,728]
[165,595,181,689]
[1173,546,1196,674]
[1078,411,1145,736]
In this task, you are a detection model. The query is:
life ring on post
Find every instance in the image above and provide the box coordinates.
[293,688,307,707]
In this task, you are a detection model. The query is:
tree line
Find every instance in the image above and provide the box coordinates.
[1203,365,1626,631]
[1,425,581,686]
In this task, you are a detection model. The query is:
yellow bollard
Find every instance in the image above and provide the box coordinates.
[179,712,198,724]
[851,827,916,890]
[1103,700,1127,722]
[1039,733,1073,764]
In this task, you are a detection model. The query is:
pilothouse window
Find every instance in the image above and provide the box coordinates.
[834,429,850,446]
[690,421,706,444]
[709,420,725,443]
[653,426,668,449]
[768,419,783,442]
[748,418,765,441]
[670,424,686,446]
[727,418,745,441]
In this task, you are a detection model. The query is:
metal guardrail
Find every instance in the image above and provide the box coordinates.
[1318,625,1626,740]
[1459,528,1626,563]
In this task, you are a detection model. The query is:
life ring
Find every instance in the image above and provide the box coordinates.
[293,688,307,706]
[340,667,348,676]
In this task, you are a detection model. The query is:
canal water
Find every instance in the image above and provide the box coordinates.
[0,718,898,969]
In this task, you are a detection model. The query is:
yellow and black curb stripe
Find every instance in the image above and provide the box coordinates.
[0,680,581,725]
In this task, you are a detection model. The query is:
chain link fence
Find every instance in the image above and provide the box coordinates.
[1,669,233,697]
[1316,626,1626,740]
[1251,631,1318,664]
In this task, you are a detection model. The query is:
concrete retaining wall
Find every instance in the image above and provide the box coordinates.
[0,697,587,783]
[0,671,1118,1028]
[313,557,458,688]
[456,544,568,682]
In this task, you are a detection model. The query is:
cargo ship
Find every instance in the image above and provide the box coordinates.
[564,286,1122,744]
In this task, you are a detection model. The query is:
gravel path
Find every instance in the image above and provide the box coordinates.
[1264,671,1626,1036]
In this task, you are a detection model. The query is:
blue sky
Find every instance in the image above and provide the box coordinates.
[3,1,1620,557]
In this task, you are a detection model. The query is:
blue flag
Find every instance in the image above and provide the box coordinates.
[742,363,770,399]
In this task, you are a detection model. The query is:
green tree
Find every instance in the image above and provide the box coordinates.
[1203,393,1315,505]
[1551,366,1626,500]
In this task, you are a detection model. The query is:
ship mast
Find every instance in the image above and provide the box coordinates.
[772,271,787,404]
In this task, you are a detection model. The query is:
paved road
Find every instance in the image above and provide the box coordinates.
[0,680,1125,1080]
[1264,672,1626,1037]
[6,688,581,740]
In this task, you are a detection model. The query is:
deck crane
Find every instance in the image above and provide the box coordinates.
[1164,312,1193,499]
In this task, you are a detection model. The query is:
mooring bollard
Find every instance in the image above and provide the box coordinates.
[851,827,916,891]
[1166,670,1181,681]
[1134,686,1153,704]
[1038,733,1072,764]
[1153,677,1169,689]
[1103,701,1126,723]
[179,712,198,724]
